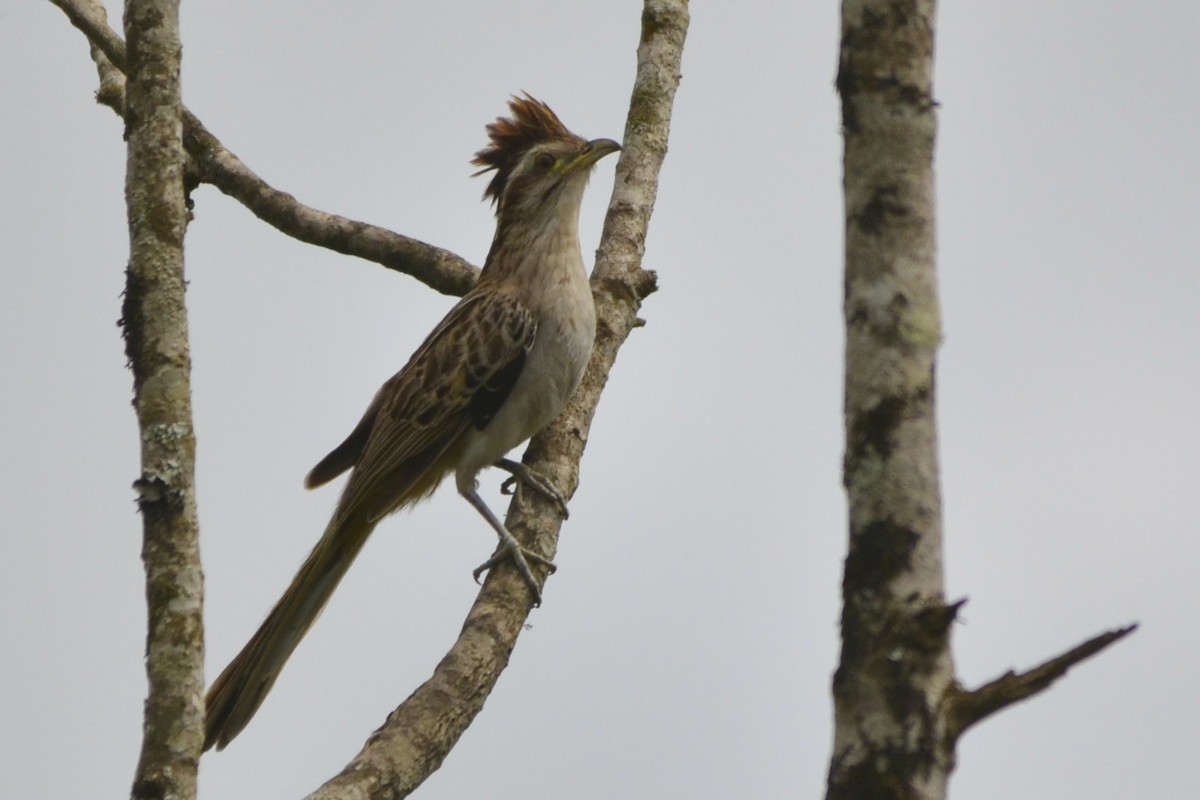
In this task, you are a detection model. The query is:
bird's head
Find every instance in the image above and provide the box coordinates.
[472,94,621,220]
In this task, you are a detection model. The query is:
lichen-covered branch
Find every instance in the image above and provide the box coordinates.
[122,0,203,797]
[303,2,687,798]
[945,624,1138,743]
[49,0,478,297]
[829,1,950,799]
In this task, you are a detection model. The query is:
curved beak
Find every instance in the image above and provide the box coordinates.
[571,138,622,172]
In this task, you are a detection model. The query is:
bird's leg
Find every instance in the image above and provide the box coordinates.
[463,487,556,606]
[494,457,570,519]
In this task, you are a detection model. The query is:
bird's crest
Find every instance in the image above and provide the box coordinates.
[472,94,584,204]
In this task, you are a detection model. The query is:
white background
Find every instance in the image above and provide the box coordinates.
[3,1,1197,797]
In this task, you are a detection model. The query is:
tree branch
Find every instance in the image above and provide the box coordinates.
[178,112,478,296]
[945,623,1138,743]
[304,2,687,798]
[122,0,203,797]
[48,0,478,297]
[49,0,127,68]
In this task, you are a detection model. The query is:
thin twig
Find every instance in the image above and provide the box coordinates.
[49,0,478,297]
[945,623,1138,743]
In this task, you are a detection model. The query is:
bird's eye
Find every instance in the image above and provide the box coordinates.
[532,152,556,172]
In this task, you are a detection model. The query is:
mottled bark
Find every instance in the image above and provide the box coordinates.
[830,3,1134,799]
[302,3,686,797]
[831,2,951,798]
[122,0,203,798]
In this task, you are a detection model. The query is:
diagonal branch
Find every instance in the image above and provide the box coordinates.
[303,2,688,798]
[49,0,478,297]
[180,112,478,296]
[945,623,1138,743]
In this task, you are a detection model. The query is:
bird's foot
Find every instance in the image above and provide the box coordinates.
[472,531,557,606]
[494,457,570,519]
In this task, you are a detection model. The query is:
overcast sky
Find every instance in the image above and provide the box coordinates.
[3,1,1198,798]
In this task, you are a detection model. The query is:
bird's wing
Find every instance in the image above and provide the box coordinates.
[329,285,537,523]
[304,388,384,489]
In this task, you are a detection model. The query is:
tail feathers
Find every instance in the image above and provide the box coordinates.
[204,513,374,752]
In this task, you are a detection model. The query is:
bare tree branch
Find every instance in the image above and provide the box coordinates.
[51,0,126,110]
[49,0,478,297]
[121,0,203,797]
[945,624,1138,743]
[303,2,688,798]
[179,112,478,296]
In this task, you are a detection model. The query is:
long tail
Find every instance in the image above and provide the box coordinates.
[203,510,374,751]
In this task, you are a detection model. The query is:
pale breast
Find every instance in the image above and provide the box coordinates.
[455,277,596,481]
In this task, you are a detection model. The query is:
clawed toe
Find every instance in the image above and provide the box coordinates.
[494,458,570,519]
[472,540,557,606]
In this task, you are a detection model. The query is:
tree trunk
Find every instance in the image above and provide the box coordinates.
[123,0,204,797]
[828,3,1135,798]
[829,1,953,798]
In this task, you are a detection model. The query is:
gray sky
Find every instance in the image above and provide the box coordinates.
[4,1,1198,797]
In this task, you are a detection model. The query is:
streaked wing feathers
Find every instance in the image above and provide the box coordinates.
[329,287,536,523]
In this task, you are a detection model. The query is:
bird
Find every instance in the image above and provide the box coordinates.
[203,95,620,752]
